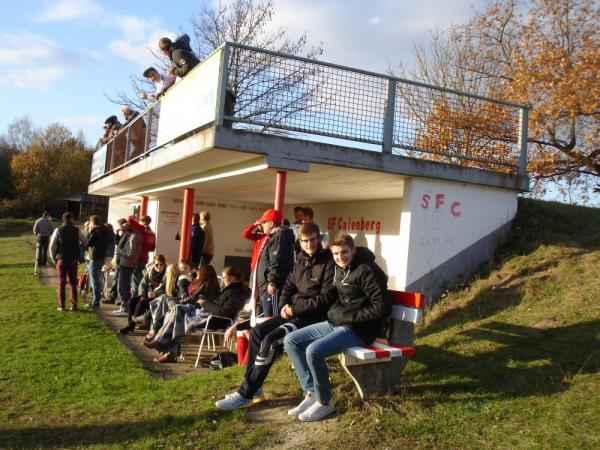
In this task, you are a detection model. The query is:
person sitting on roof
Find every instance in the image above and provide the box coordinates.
[158,34,200,79]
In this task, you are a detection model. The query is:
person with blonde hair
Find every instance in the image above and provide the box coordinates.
[120,254,167,334]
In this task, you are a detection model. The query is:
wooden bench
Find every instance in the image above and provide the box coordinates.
[340,290,424,398]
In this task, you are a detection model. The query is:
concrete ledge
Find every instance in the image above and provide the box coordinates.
[214,127,529,192]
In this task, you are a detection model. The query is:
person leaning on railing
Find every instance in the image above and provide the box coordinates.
[158,34,199,79]
[98,115,122,146]
[138,66,175,101]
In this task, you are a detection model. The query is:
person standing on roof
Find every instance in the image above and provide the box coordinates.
[138,66,175,101]
[158,35,200,79]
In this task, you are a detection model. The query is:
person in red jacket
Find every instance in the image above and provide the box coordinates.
[127,215,157,294]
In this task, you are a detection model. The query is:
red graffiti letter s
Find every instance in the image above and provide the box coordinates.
[421,194,430,209]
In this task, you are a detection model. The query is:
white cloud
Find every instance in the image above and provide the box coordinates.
[109,30,174,69]
[0,31,78,88]
[58,114,104,126]
[34,0,102,22]
[266,0,482,72]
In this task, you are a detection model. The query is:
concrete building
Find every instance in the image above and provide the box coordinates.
[88,43,529,301]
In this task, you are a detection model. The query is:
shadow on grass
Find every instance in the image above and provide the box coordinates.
[0,413,211,448]
[0,262,37,271]
[411,319,600,401]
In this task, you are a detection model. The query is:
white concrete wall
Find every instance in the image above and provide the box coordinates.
[153,191,271,268]
[399,178,517,290]
[284,199,404,289]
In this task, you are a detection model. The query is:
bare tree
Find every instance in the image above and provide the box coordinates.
[108,0,325,133]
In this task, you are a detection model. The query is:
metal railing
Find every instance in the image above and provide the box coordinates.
[91,42,529,182]
[224,42,528,174]
[92,101,161,180]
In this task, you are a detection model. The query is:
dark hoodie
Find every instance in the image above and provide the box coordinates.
[326,247,391,344]
[201,281,249,319]
[169,34,200,78]
[280,247,336,322]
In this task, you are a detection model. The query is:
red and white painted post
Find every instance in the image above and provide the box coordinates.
[274,170,287,212]
[179,188,195,261]
[139,195,149,219]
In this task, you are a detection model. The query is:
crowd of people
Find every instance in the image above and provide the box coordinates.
[36,204,391,422]
[98,34,199,148]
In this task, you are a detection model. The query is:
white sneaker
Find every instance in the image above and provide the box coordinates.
[111,308,128,316]
[298,399,336,422]
[215,392,252,411]
[288,393,316,416]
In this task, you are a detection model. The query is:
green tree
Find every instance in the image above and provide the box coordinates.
[10,123,92,214]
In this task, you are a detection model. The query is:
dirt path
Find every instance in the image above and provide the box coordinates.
[37,263,208,378]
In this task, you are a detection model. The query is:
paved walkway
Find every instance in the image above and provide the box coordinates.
[38,264,211,377]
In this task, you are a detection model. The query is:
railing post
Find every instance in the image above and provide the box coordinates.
[382,79,396,154]
[124,126,131,162]
[144,107,153,154]
[517,108,529,176]
[215,44,231,127]
[109,141,115,172]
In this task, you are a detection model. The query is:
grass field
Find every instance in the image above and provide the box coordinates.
[1,199,599,449]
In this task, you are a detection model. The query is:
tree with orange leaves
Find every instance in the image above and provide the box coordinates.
[399,0,599,199]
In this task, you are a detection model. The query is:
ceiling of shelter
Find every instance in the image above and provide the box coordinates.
[124,163,405,205]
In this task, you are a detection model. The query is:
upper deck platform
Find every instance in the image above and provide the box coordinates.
[88,42,529,197]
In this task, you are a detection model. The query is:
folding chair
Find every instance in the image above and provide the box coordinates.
[193,315,234,368]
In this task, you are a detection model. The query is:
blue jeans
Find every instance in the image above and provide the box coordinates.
[36,236,49,265]
[118,266,134,311]
[88,259,104,306]
[284,321,364,403]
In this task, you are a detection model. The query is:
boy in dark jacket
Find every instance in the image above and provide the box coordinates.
[215,223,335,411]
[284,233,391,422]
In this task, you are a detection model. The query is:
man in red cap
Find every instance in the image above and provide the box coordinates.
[253,209,295,319]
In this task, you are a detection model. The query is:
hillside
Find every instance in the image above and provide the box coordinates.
[0,198,599,449]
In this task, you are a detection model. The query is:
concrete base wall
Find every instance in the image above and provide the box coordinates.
[399,178,517,301]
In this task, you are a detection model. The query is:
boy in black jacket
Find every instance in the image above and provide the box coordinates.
[215,223,335,411]
[284,233,391,422]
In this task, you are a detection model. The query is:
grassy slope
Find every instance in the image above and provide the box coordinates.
[310,199,600,449]
[1,199,599,449]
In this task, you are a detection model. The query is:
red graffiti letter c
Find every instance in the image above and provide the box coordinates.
[451,201,461,217]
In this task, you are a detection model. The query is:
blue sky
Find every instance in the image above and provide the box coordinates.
[0,0,483,145]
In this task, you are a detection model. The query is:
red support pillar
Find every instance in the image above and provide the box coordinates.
[274,170,287,212]
[179,188,195,261]
[139,196,149,219]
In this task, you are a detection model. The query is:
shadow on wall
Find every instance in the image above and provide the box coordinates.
[354,231,389,278]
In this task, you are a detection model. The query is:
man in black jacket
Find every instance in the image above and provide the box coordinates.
[49,212,88,311]
[86,215,109,308]
[284,233,391,422]
[253,208,295,319]
[215,223,335,411]
[158,34,200,78]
